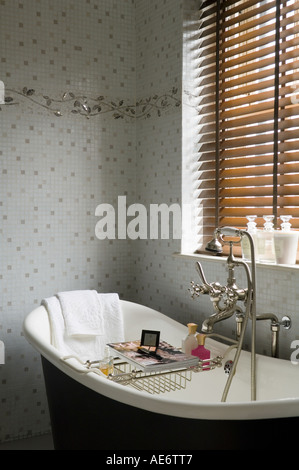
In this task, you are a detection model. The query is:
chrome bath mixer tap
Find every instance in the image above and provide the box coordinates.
[189,226,291,402]
[190,242,247,334]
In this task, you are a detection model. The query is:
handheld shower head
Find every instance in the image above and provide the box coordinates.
[205,226,244,254]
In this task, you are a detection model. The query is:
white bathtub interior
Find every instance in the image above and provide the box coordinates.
[23,299,299,422]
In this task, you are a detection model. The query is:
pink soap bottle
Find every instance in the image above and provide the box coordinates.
[191,333,210,370]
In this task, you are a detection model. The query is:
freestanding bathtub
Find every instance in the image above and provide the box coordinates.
[23,299,299,450]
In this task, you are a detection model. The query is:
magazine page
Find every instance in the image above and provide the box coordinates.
[107,340,199,372]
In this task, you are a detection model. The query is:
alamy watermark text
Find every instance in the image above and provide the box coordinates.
[95,196,186,240]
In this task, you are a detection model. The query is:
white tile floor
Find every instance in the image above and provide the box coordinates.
[0,433,54,450]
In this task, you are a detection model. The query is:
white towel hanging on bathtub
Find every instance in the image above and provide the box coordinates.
[41,291,124,361]
[57,290,104,336]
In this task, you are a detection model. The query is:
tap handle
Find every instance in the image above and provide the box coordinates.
[195,262,209,285]
[189,280,210,298]
[189,281,201,298]
[188,262,213,297]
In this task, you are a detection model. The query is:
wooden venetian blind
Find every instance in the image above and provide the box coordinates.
[197,0,299,253]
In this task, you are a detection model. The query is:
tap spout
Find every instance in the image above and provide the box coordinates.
[201,305,236,334]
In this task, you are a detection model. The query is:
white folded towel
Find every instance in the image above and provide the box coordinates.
[57,290,104,336]
[41,291,124,361]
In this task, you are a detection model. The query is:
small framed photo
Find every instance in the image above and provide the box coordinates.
[140,330,160,352]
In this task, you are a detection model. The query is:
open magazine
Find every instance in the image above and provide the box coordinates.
[107,339,199,372]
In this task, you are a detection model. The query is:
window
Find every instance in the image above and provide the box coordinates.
[196,0,299,257]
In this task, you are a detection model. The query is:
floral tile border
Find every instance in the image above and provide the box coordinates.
[1,86,181,119]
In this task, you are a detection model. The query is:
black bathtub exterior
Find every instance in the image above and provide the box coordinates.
[41,356,299,451]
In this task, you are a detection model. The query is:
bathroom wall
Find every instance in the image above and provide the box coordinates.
[1,0,299,445]
[0,0,137,443]
[134,0,183,311]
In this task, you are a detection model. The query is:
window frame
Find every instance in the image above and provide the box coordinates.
[184,0,299,260]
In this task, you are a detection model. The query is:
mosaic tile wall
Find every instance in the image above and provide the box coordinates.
[0,0,137,443]
[1,0,299,444]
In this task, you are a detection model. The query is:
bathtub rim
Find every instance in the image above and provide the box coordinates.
[23,300,299,421]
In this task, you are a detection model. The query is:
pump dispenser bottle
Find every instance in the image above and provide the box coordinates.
[242,215,258,261]
[257,215,276,263]
[182,323,198,355]
[191,334,210,370]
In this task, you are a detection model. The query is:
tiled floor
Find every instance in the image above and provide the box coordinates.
[0,433,54,450]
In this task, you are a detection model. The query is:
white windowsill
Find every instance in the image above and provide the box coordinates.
[174,251,299,272]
